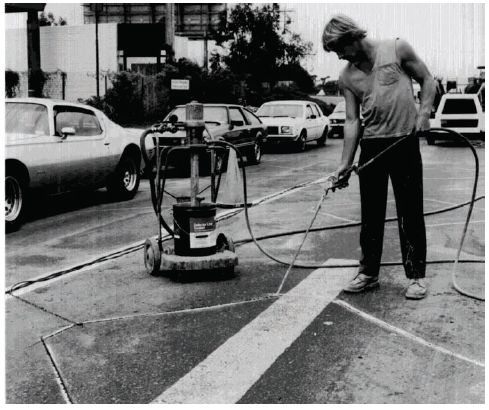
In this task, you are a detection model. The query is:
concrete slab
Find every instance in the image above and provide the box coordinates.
[5,297,72,403]
[44,299,274,403]
[239,303,484,403]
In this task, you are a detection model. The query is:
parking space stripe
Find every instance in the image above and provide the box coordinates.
[318,210,359,223]
[151,259,357,404]
[334,299,484,368]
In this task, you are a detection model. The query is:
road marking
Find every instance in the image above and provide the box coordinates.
[425,220,484,228]
[334,299,485,368]
[318,210,359,223]
[424,176,484,180]
[151,259,357,404]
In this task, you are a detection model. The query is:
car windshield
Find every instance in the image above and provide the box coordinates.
[6,102,49,135]
[167,106,228,126]
[333,102,346,113]
[442,99,477,114]
[256,104,303,118]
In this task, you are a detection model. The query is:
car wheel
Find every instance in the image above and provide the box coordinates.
[295,131,307,152]
[107,153,141,200]
[247,138,263,165]
[5,173,26,232]
[216,233,237,277]
[426,134,435,145]
[317,127,328,146]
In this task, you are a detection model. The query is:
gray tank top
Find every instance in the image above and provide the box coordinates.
[341,39,417,139]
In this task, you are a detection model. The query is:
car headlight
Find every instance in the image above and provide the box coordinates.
[330,119,336,124]
[281,126,293,134]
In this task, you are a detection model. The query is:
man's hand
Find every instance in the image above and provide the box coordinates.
[415,114,431,133]
[327,164,352,191]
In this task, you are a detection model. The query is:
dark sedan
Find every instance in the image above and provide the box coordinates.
[154,104,267,166]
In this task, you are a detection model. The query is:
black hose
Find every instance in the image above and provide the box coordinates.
[221,132,483,301]
[6,131,483,296]
[140,129,174,236]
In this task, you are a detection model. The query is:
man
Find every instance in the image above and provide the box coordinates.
[322,15,436,299]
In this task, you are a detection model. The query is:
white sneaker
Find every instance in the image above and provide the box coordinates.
[405,278,427,300]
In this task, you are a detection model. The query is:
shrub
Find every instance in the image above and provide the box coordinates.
[103,71,145,124]
[5,69,19,97]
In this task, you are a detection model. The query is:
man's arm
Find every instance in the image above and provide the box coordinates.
[334,82,362,180]
[397,39,436,132]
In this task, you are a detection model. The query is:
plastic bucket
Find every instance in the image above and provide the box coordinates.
[173,202,217,256]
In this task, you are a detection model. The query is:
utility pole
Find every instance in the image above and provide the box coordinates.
[165,3,175,63]
[26,10,41,97]
[94,4,101,98]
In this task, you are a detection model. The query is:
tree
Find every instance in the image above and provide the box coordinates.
[211,3,313,85]
[39,12,67,26]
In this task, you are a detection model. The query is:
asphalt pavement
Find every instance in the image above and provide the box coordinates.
[5,137,485,403]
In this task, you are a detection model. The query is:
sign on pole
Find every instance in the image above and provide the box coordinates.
[171,79,190,90]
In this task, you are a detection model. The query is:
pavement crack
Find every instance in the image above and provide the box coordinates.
[40,336,74,404]
[9,293,78,325]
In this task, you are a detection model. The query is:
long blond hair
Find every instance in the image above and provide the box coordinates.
[322,14,367,51]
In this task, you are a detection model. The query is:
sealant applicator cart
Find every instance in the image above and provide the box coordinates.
[140,101,238,277]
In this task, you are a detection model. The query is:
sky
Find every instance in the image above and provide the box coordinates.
[4,2,485,82]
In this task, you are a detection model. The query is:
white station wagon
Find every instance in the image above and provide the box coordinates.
[5,98,144,231]
[256,100,330,151]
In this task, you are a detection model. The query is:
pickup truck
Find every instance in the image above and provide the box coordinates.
[428,87,485,144]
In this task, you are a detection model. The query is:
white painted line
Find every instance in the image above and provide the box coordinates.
[384,220,485,231]
[424,177,484,180]
[333,299,485,368]
[151,259,357,404]
[426,220,485,228]
[319,210,359,223]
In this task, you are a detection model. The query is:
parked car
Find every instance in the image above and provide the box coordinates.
[156,104,267,166]
[256,100,329,151]
[5,98,144,231]
[328,101,346,138]
[428,88,485,144]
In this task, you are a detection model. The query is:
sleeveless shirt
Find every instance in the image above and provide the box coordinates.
[340,39,417,139]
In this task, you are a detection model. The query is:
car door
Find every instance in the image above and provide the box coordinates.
[54,106,110,191]
[226,107,250,148]
[5,102,63,193]
[242,108,265,142]
[305,104,319,139]
[312,104,326,136]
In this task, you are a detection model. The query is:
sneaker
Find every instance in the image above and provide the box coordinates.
[405,279,427,300]
[343,274,379,293]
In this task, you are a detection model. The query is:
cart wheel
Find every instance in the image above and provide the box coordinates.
[144,238,161,276]
[216,233,235,253]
